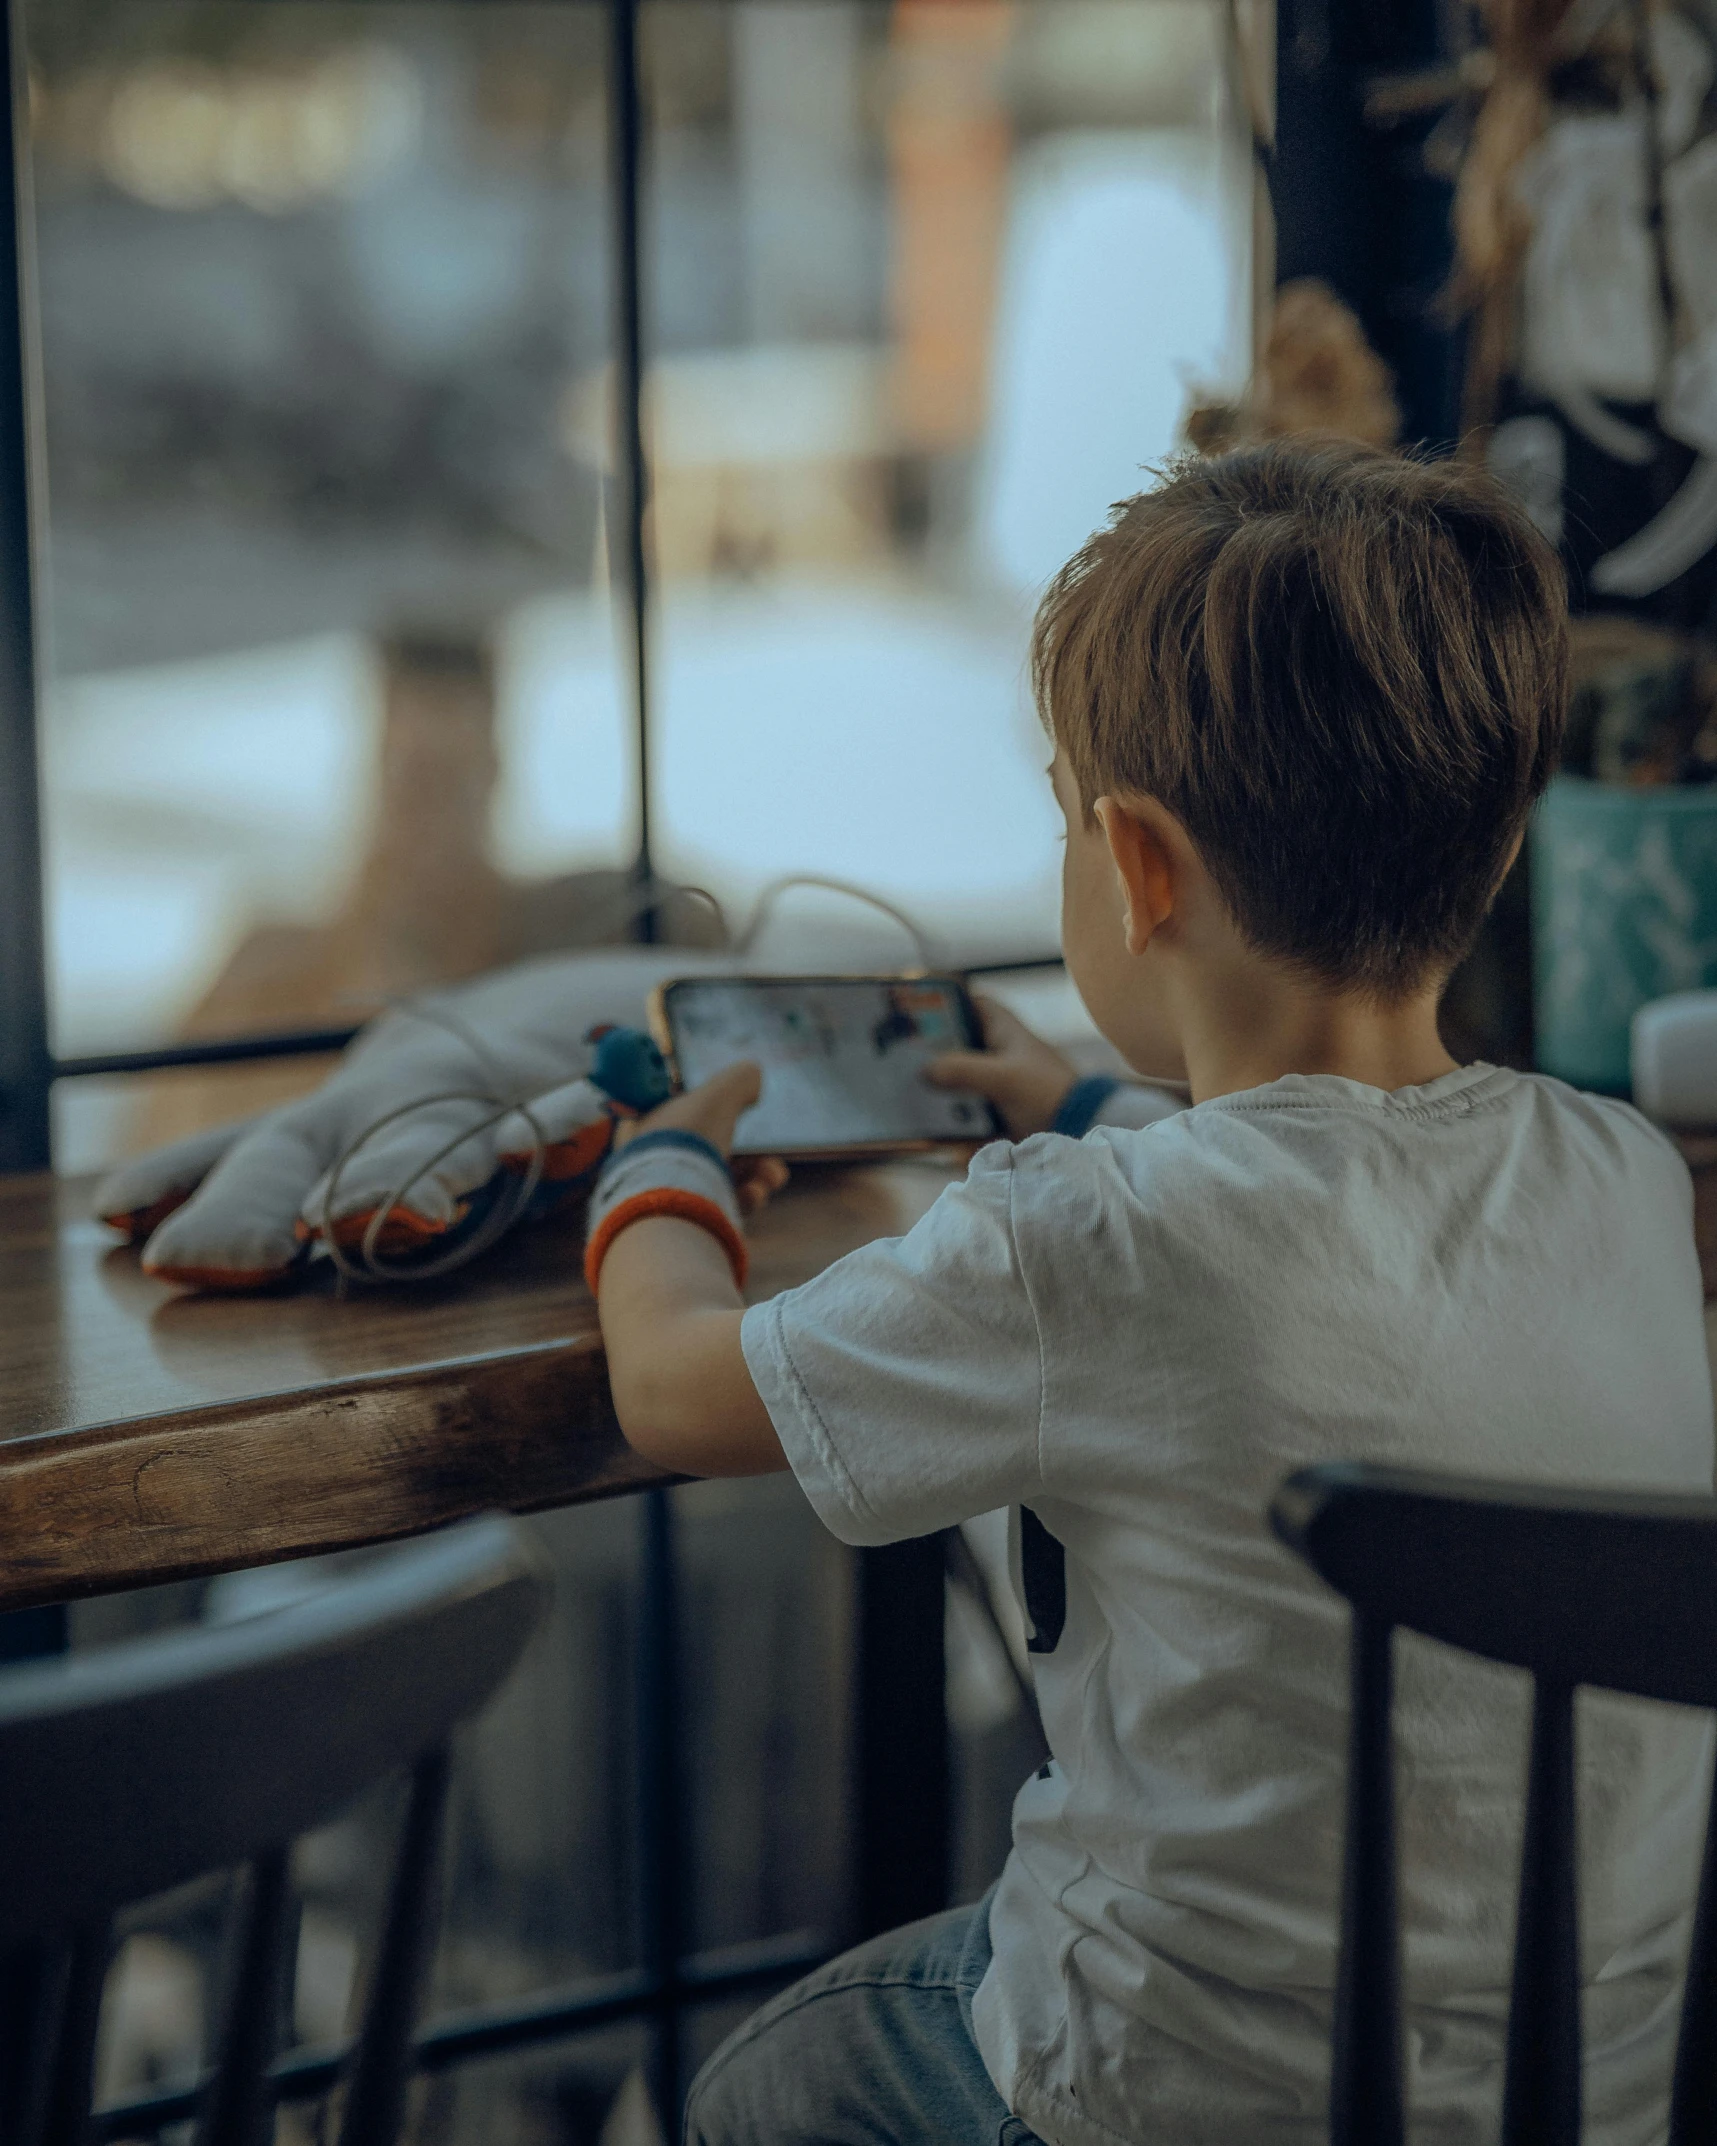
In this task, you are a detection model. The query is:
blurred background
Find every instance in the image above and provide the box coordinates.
[31,0,1253,1169]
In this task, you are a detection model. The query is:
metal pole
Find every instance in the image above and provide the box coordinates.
[608,7,682,2111]
[607,0,655,925]
[0,0,51,1173]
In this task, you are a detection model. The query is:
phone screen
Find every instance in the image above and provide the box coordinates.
[661,976,997,1154]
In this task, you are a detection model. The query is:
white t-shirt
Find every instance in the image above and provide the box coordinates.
[740,1065,1716,2146]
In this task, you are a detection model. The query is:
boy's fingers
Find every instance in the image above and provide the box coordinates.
[732,1154,786,1188]
[702,1061,764,1111]
[734,1156,789,1215]
[636,1060,763,1154]
[924,1050,1000,1093]
[972,995,1029,1049]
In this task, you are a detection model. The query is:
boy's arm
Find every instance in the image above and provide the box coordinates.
[593,1063,788,1479]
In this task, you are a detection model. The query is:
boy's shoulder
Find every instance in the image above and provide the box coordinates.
[957,1069,1700,1402]
[996,1064,1690,1237]
[1497,1068,1692,1187]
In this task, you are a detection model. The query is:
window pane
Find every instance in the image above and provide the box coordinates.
[27,2,637,1163]
[639,0,1252,967]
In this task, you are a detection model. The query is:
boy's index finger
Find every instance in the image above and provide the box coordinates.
[973,995,1027,1047]
[703,1059,763,1105]
[924,1050,995,1091]
[631,1058,763,1153]
[690,1060,764,1136]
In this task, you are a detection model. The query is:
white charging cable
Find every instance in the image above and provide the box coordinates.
[317,993,558,1286]
[313,876,939,1286]
[735,875,939,968]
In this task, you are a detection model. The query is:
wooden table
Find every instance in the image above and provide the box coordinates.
[0,1159,962,1615]
[11,1147,1717,1620]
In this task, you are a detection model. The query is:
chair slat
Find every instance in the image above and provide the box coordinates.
[1669,1757,1717,2139]
[1331,1612,1404,2146]
[0,1520,545,2144]
[193,1850,292,2146]
[335,1746,453,2146]
[1502,1680,1581,2146]
[1273,1466,1717,2145]
[36,1926,108,2146]
[1,1938,70,2146]
[1271,1465,1717,1710]
[0,1519,546,1951]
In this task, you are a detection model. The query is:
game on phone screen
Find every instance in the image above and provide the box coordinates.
[664,978,993,1152]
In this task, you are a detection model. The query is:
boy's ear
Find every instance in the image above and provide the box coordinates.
[1094,797,1176,956]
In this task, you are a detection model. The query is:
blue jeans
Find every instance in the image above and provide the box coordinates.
[684,1895,1048,2146]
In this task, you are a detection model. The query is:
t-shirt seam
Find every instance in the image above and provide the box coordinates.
[1202,1087,1513,1126]
[1006,1151,1050,1491]
[766,1296,892,1537]
[1014,2045,1138,2146]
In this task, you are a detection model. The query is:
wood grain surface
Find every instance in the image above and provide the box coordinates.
[0,1160,962,1612]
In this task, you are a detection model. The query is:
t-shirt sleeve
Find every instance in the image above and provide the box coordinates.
[740,1144,1044,1545]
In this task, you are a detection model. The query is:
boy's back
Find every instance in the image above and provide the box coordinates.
[743,1063,1714,2143]
[590,442,1714,2144]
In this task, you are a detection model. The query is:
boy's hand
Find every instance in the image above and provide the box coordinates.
[619,1061,789,1216]
[925,995,1079,1139]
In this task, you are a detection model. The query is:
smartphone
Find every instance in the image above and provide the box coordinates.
[648,973,1002,1159]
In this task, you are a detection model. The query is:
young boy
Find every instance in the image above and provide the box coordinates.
[584,442,1715,2145]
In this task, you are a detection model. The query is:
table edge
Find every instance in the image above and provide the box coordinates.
[0,1326,664,1613]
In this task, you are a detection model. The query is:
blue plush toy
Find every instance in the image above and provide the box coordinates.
[587,1024,674,1114]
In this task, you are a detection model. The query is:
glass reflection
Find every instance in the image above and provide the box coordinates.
[639,0,1252,965]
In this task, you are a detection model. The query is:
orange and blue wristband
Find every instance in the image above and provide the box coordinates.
[583,1128,748,1294]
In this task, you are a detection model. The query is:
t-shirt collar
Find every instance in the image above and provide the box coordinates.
[1193,1061,1511,1116]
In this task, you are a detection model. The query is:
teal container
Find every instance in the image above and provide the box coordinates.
[1532,773,1717,1093]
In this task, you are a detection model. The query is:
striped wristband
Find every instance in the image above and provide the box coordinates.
[583,1129,748,1294]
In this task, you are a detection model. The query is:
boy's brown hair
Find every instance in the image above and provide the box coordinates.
[1033,439,1568,998]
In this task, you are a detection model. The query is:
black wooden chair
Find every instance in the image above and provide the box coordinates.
[1272,1461,1717,2146]
[0,1514,548,2146]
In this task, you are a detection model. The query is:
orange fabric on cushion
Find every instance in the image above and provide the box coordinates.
[292,1203,468,1256]
[99,1189,195,1244]
[501,1115,615,1183]
[140,1256,298,1291]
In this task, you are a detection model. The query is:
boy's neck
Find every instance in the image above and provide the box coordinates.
[1166,956,1459,1106]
